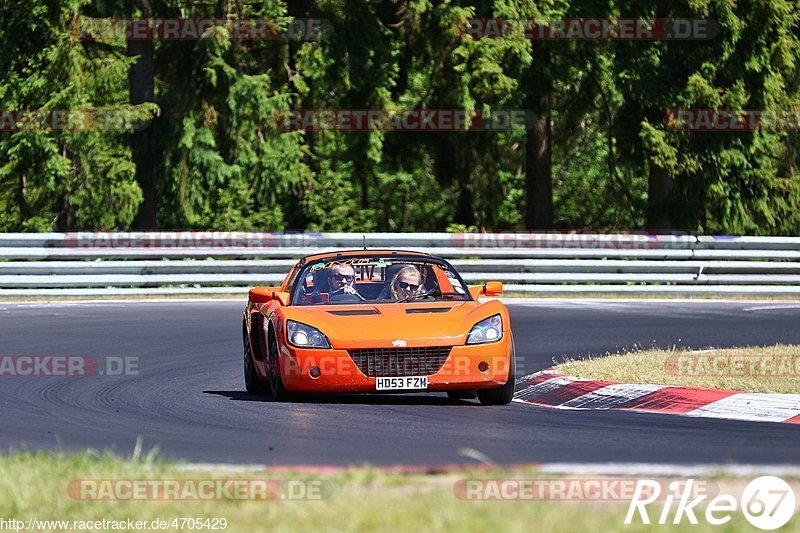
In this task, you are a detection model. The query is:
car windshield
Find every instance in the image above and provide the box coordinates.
[290,255,472,306]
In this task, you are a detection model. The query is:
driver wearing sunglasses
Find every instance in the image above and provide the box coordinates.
[328,264,362,301]
[389,265,425,300]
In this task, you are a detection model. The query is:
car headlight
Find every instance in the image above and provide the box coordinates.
[286,320,331,349]
[466,314,503,344]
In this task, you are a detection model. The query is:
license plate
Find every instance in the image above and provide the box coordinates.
[375,376,429,391]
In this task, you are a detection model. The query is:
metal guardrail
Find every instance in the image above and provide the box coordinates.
[0,232,798,296]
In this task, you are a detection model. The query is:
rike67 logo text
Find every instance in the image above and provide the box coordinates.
[626,476,796,530]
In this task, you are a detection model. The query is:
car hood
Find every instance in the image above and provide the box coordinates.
[280,300,506,349]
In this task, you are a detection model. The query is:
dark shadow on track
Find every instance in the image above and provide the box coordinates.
[204,390,479,406]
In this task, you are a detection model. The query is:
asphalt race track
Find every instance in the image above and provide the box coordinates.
[1,299,799,466]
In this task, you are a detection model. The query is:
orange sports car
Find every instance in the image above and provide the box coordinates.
[242,250,515,405]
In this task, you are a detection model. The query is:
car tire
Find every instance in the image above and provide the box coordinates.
[477,342,516,406]
[243,322,269,396]
[267,327,292,402]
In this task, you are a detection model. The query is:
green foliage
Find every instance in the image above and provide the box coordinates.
[619,0,800,234]
[0,0,148,231]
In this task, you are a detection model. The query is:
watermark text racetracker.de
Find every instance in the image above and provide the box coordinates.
[0,356,138,378]
[274,109,534,132]
[278,354,522,379]
[68,479,332,501]
[667,354,800,377]
[0,107,155,133]
[461,18,718,40]
[62,230,691,250]
[72,17,329,41]
[454,477,717,501]
[449,230,689,250]
[63,231,319,249]
[665,108,800,132]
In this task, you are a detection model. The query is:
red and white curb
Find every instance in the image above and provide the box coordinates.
[514,370,800,424]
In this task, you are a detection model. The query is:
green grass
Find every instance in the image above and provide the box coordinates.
[557,345,800,394]
[1,451,798,532]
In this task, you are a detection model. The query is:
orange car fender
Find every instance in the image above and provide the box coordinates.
[464,299,512,332]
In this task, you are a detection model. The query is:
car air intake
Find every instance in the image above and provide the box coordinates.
[348,347,452,377]
[327,309,380,316]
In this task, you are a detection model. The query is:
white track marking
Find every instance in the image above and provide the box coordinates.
[514,376,585,401]
[743,304,800,312]
[516,369,562,382]
[685,393,800,423]
[562,383,666,409]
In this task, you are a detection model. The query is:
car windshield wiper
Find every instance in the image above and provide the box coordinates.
[395,289,464,304]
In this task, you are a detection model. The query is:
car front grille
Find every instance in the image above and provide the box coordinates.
[348,346,452,377]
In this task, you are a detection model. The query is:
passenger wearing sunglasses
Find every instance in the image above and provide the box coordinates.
[327,264,364,302]
[388,265,426,301]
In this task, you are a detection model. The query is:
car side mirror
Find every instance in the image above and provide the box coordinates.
[483,281,503,296]
[469,281,504,299]
[249,287,290,306]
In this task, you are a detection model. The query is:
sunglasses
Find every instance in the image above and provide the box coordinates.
[333,274,355,283]
[397,281,419,291]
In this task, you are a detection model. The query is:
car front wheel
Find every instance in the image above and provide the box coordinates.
[477,342,516,406]
[267,328,292,401]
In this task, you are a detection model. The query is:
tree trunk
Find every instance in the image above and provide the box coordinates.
[435,135,475,227]
[524,42,553,230]
[128,0,158,229]
[455,183,475,227]
[647,163,673,230]
[645,0,674,232]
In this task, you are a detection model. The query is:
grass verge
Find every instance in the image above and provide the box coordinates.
[556,345,800,394]
[3,452,798,532]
